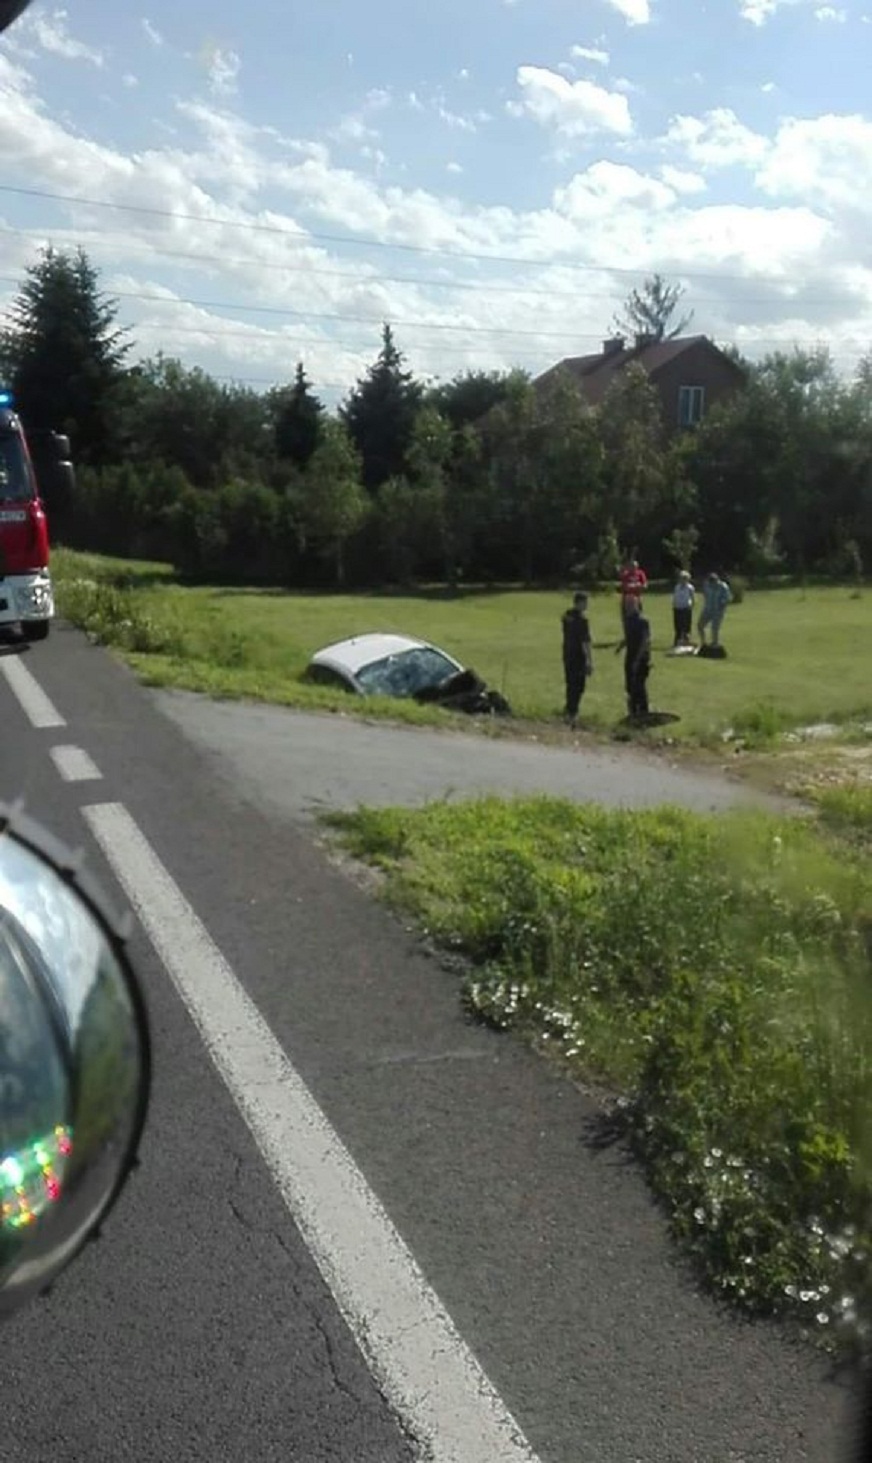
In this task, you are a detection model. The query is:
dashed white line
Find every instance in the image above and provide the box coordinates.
[0,656,66,728]
[49,745,102,783]
[84,800,541,1463]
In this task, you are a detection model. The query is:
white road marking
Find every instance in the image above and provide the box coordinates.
[0,656,66,728]
[50,745,102,783]
[84,801,541,1463]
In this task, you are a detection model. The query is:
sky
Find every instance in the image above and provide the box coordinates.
[0,0,870,403]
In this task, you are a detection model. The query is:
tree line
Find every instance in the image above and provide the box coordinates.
[1,247,870,587]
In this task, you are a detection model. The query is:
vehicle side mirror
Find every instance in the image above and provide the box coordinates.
[0,1,32,31]
[53,461,75,499]
[0,804,150,1318]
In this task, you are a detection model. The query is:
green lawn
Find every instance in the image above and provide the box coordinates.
[52,550,871,748]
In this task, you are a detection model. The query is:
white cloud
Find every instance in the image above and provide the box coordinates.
[446,162,464,174]
[123,74,140,89]
[555,160,675,218]
[511,66,633,138]
[29,9,104,67]
[666,108,770,168]
[756,113,872,210]
[660,164,707,194]
[142,18,164,47]
[815,4,847,18]
[739,0,811,23]
[1,52,870,388]
[205,46,241,99]
[332,88,393,147]
[604,0,651,23]
[571,44,611,66]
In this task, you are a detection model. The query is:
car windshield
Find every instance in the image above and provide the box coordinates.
[0,433,34,503]
[356,647,458,698]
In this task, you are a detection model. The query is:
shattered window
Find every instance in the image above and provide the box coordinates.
[356,648,458,698]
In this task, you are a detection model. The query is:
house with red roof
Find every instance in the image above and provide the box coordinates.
[533,333,747,432]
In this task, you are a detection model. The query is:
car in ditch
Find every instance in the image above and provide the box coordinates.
[305,633,464,698]
[305,633,512,715]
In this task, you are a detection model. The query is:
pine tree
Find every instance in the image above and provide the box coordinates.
[340,324,423,492]
[273,362,325,470]
[1,247,128,465]
[612,273,693,345]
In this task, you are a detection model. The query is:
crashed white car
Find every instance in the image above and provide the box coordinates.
[305,633,465,699]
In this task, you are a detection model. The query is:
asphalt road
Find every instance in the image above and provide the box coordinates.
[155,690,778,821]
[0,623,864,1463]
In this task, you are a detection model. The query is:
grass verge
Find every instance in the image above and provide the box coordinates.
[52,550,872,760]
[326,794,872,1350]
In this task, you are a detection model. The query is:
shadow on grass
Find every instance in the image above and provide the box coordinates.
[617,711,682,730]
[581,1105,634,1156]
[204,582,564,603]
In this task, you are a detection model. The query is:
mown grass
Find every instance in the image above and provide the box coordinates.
[327,794,872,1349]
[52,549,871,750]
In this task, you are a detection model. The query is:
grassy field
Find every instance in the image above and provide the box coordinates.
[53,550,871,755]
[54,548,872,1343]
[327,792,872,1349]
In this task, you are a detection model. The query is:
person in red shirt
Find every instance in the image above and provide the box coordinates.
[618,556,648,633]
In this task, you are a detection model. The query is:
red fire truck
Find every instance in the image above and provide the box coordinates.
[0,389,73,643]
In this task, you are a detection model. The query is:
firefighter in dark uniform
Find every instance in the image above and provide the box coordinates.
[616,599,652,719]
[561,592,593,729]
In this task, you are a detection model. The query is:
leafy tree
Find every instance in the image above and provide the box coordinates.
[373,406,454,583]
[662,524,700,573]
[612,272,693,344]
[689,347,865,574]
[271,362,324,470]
[120,356,269,490]
[294,419,370,585]
[341,325,423,492]
[427,369,524,430]
[597,363,670,548]
[483,372,604,582]
[0,247,128,464]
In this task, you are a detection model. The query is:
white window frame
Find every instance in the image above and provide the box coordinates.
[678,385,705,427]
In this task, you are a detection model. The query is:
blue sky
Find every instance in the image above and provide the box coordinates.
[0,0,870,400]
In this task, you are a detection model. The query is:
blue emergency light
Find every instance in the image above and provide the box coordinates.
[0,389,13,408]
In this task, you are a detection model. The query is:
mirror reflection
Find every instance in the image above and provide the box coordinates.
[0,831,146,1311]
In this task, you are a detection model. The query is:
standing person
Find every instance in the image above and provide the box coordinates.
[698,572,732,649]
[672,569,695,647]
[561,591,593,729]
[618,555,648,634]
[615,600,652,720]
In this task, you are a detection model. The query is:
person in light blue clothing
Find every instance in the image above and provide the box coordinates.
[698,572,732,648]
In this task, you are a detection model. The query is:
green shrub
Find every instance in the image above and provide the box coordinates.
[328,796,872,1347]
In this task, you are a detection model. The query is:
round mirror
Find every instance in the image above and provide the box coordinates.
[0,805,150,1316]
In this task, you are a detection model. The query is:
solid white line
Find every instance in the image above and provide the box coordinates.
[83,801,540,1463]
[49,745,102,783]
[0,656,66,728]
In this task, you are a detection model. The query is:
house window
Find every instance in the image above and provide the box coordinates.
[678,385,705,427]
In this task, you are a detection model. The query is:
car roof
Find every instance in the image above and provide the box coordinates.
[310,633,459,678]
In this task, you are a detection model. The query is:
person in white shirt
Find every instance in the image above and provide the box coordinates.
[672,570,695,647]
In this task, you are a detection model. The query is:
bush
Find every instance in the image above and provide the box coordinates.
[55,576,187,656]
[329,796,872,1347]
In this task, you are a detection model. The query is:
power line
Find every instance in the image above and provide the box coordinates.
[0,225,618,303]
[0,180,856,291]
[0,275,595,341]
[0,295,857,361]
[3,222,863,312]
[2,275,861,350]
